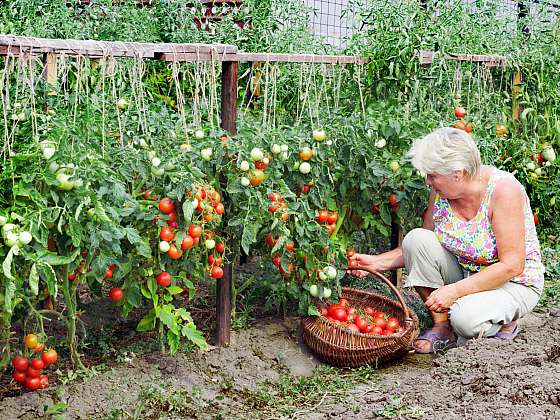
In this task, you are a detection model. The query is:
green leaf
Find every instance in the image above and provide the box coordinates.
[183,279,195,300]
[182,323,207,349]
[2,245,16,280]
[37,249,80,266]
[4,279,16,314]
[380,204,392,226]
[137,310,156,332]
[140,285,151,299]
[68,221,83,248]
[307,304,320,316]
[38,263,58,298]
[147,276,156,297]
[175,307,193,322]
[159,304,179,334]
[241,222,259,255]
[124,227,142,245]
[182,200,195,223]
[167,286,183,296]
[29,263,39,295]
[167,330,180,354]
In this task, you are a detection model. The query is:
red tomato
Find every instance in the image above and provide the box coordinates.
[326,223,336,234]
[533,213,539,226]
[389,194,398,207]
[338,298,349,307]
[208,254,215,265]
[25,377,41,390]
[160,226,175,242]
[371,326,383,335]
[348,323,360,333]
[181,235,194,250]
[104,269,113,280]
[211,266,224,279]
[348,307,357,315]
[215,203,225,215]
[272,255,281,267]
[374,317,387,329]
[24,334,39,349]
[158,198,174,214]
[386,317,400,332]
[41,349,58,366]
[285,242,295,252]
[188,224,202,238]
[68,273,77,281]
[464,122,473,133]
[365,323,374,333]
[331,308,348,322]
[109,287,124,302]
[454,106,466,118]
[382,329,393,336]
[536,153,543,165]
[12,356,29,372]
[12,371,27,384]
[192,236,200,246]
[327,212,338,224]
[347,314,355,324]
[143,190,157,200]
[167,244,183,260]
[375,311,386,319]
[268,204,279,213]
[33,343,45,354]
[355,316,369,332]
[26,367,41,379]
[316,210,329,223]
[320,307,328,316]
[328,304,344,314]
[156,272,172,287]
[348,259,359,268]
[364,306,375,316]
[216,242,225,253]
[31,358,45,370]
[39,374,49,389]
[166,211,177,223]
[303,184,312,193]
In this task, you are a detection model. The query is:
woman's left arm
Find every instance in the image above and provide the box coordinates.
[426,178,526,312]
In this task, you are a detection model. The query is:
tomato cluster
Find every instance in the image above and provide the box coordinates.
[316,209,338,235]
[267,192,289,221]
[319,298,401,335]
[11,334,58,391]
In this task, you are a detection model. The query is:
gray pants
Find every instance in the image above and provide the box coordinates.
[402,228,541,342]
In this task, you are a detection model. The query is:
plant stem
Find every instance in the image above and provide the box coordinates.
[0,310,12,370]
[62,268,87,371]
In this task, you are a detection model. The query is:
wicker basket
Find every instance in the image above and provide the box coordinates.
[301,269,420,368]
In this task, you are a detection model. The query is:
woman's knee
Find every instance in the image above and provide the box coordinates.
[449,303,486,339]
[402,228,438,254]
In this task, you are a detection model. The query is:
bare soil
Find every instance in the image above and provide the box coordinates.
[1,307,559,419]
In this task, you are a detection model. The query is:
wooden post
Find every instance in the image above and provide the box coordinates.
[42,52,57,86]
[512,71,522,121]
[215,60,238,347]
[389,221,402,286]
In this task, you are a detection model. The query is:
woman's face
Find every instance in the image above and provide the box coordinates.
[425,172,462,199]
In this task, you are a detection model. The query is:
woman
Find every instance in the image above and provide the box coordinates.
[349,127,544,353]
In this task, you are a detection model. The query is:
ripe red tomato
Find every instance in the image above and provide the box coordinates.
[320,307,328,316]
[454,106,466,118]
[104,269,113,280]
[303,184,312,193]
[364,306,375,315]
[386,317,400,332]
[338,298,349,307]
[272,255,281,267]
[265,233,277,248]
[327,212,338,224]
[327,304,344,314]
[39,374,49,389]
[181,235,194,250]
[156,272,172,287]
[371,326,383,335]
[188,224,202,238]
[41,349,58,366]
[533,213,539,226]
[355,316,369,332]
[268,204,279,213]
[389,194,398,207]
[109,287,124,302]
[12,371,27,384]
[216,242,225,253]
[331,308,348,322]
[348,323,360,333]
[143,190,157,200]
[33,343,45,354]
[208,254,215,265]
[464,122,473,133]
[348,259,359,268]
[326,223,336,234]
[166,211,177,223]
[255,160,269,170]
[160,226,175,242]
[374,317,387,329]
[24,333,39,349]
[317,210,329,223]
[167,244,183,260]
[452,119,466,130]
[68,273,77,281]
[536,153,543,165]
[12,356,29,372]
[158,198,174,214]
[285,242,295,252]
[25,377,41,390]
[26,367,41,379]
[211,266,224,279]
[31,358,45,370]
[215,203,225,215]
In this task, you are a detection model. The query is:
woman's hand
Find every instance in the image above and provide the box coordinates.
[346,253,383,278]
[425,284,460,313]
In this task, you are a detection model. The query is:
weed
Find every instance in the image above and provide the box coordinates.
[375,395,425,419]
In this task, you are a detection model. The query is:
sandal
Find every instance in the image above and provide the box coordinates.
[494,323,519,340]
[412,326,457,354]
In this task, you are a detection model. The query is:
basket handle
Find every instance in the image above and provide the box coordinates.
[345,266,413,323]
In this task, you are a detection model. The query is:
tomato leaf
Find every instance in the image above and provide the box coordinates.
[166,286,183,296]
[307,304,320,316]
[175,307,193,322]
[380,204,392,226]
[37,249,80,266]
[4,279,16,314]
[159,304,179,335]
[182,200,195,223]
[182,323,207,349]
[2,245,17,280]
[241,222,259,255]
[167,330,180,354]
[136,310,156,332]
[29,263,39,296]
[37,263,58,298]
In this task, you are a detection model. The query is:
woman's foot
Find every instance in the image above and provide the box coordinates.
[494,320,519,340]
[413,321,457,354]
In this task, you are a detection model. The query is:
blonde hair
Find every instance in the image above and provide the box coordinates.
[407,127,481,178]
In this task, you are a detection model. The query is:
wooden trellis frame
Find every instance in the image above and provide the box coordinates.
[0,35,366,347]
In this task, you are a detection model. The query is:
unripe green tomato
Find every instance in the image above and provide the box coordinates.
[299,162,311,174]
[159,241,170,253]
[271,144,282,155]
[18,231,32,245]
[2,223,16,235]
[250,147,264,161]
[151,157,161,167]
[241,177,250,186]
[389,161,400,172]
[322,287,332,299]
[56,173,75,191]
[325,266,337,280]
[318,271,327,281]
[201,148,213,161]
[205,239,216,249]
[280,144,289,152]
[0,215,7,226]
[194,129,205,139]
[312,129,326,142]
[239,160,250,171]
[5,231,19,247]
[117,98,128,110]
[42,147,56,160]
[309,284,319,297]
[151,166,165,177]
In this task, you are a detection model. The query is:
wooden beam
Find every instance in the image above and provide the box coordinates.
[42,52,57,86]
[215,60,238,347]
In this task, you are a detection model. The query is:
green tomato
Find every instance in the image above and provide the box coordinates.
[312,129,326,142]
[42,147,56,160]
[325,266,337,280]
[159,241,170,253]
[2,223,16,236]
[239,160,250,171]
[56,173,75,191]
[151,166,165,177]
[319,271,328,281]
[323,287,332,299]
[299,162,311,174]
[389,161,400,172]
[374,138,386,148]
[18,231,32,245]
[250,147,264,161]
[205,239,216,250]
[117,98,128,110]
[194,129,205,139]
[0,215,7,226]
[271,144,282,155]
[241,177,250,186]
[309,284,319,297]
[201,148,213,161]
[151,157,161,167]
[280,144,289,152]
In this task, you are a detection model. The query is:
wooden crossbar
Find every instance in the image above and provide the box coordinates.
[419,49,507,67]
[157,52,368,64]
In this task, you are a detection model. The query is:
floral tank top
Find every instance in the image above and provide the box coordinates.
[433,168,544,294]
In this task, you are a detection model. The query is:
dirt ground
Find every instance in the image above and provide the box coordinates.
[1,306,559,419]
